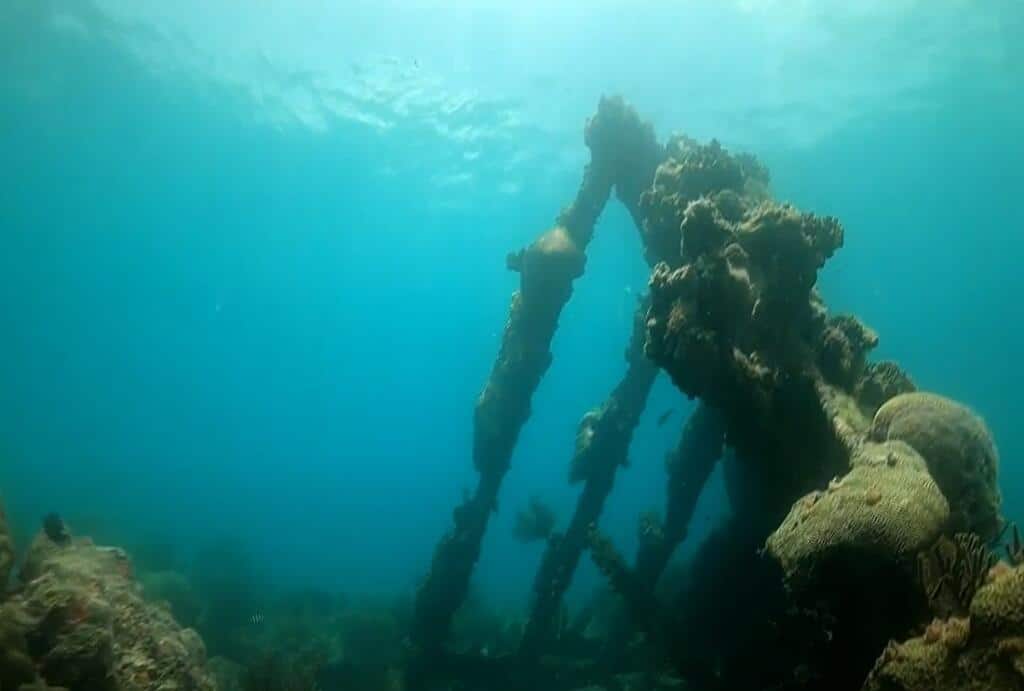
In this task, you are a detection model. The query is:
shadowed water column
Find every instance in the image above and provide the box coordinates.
[587,524,666,644]
[0,493,13,587]
[634,402,726,589]
[408,98,662,671]
[518,298,659,658]
[574,405,726,673]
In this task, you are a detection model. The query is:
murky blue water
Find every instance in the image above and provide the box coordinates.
[1,0,1022,612]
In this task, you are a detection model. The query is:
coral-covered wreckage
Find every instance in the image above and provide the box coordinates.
[0,97,1012,691]
[409,96,1010,691]
[0,510,215,691]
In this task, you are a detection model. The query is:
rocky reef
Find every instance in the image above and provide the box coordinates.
[0,514,215,691]
[864,559,1024,691]
[756,390,1004,687]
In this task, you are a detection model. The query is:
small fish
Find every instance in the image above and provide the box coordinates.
[655,409,674,427]
[250,613,264,625]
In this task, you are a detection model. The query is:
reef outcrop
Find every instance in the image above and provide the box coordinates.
[638,135,770,267]
[863,562,1024,691]
[644,156,861,522]
[1,527,215,691]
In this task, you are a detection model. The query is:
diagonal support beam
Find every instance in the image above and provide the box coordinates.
[409,98,661,672]
[518,297,658,658]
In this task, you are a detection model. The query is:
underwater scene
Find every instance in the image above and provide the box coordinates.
[1,1,1023,690]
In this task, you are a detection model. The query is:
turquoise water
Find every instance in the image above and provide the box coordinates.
[1,0,1022,616]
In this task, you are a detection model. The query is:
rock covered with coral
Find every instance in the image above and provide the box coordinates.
[777,392,1010,691]
[767,440,949,592]
[870,392,1002,540]
[638,135,768,266]
[1,531,215,691]
[863,563,1024,691]
[642,137,882,518]
[645,192,844,411]
[582,94,664,226]
[636,128,1006,690]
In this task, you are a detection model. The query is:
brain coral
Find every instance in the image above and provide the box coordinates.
[766,440,950,591]
[870,392,1002,540]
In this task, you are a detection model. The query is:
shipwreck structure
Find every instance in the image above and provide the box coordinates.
[407,97,1007,691]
